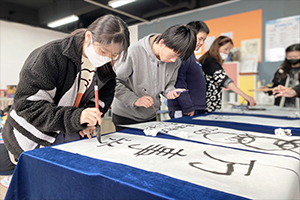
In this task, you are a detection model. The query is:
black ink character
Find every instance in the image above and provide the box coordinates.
[97,137,131,147]
[216,133,300,155]
[160,124,195,134]
[128,144,187,159]
[194,129,300,155]
[193,127,218,135]
[189,151,256,176]
[208,115,228,120]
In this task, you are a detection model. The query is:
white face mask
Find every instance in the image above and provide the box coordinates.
[220,52,228,60]
[85,37,111,68]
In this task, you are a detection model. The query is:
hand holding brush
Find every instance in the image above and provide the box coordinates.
[94,78,102,143]
[143,88,158,121]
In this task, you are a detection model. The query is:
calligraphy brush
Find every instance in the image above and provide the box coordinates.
[143,88,158,121]
[248,87,291,92]
[94,77,102,143]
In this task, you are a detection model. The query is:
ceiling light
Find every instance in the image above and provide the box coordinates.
[47,15,79,28]
[108,0,136,8]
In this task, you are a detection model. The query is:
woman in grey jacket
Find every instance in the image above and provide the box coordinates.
[1,14,130,161]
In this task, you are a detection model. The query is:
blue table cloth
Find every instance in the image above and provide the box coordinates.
[5,112,299,200]
[5,138,248,200]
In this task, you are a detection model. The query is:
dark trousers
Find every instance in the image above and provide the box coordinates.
[52,133,82,145]
[112,113,156,131]
[0,143,15,175]
[169,110,205,119]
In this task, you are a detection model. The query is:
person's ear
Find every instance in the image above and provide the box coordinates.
[158,39,165,47]
[85,31,92,44]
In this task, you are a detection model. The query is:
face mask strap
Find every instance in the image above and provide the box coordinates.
[90,36,93,45]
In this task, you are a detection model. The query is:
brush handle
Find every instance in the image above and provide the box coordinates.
[94,78,101,143]
[143,88,158,115]
[95,85,99,109]
[248,87,291,92]
[176,89,189,93]
[164,89,189,94]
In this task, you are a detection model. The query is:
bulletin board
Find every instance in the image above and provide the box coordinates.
[265,15,300,62]
[195,9,262,62]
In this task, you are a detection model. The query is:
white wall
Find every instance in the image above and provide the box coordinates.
[128,24,138,44]
[0,20,139,89]
[0,20,68,89]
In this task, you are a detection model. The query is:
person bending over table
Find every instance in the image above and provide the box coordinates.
[1,14,130,162]
[111,24,196,131]
[198,36,256,112]
[167,21,209,118]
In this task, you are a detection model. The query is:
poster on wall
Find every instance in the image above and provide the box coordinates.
[265,15,300,62]
[194,36,215,59]
[204,36,215,52]
[220,31,233,39]
[7,85,17,98]
[241,38,260,61]
[0,89,8,98]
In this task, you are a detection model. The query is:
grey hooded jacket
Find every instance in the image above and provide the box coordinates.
[111,33,181,121]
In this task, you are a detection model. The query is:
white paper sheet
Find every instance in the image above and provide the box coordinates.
[204,36,215,52]
[241,38,261,63]
[217,107,300,118]
[221,32,233,39]
[240,55,258,73]
[193,114,299,128]
[123,121,300,158]
[54,131,300,200]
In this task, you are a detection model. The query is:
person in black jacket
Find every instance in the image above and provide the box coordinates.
[261,43,300,107]
[1,14,130,162]
[167,21,209,118]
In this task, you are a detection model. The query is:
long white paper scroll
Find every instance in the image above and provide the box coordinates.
[216,107,300,118]
[53,130,300,200]
[122,122,300,158]
[193,114,300,128]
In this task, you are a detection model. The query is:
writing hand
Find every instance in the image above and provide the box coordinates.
[134,96,154,108]
[79,126,95,139]
[80,107,102,126]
